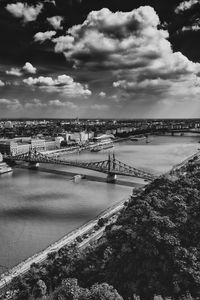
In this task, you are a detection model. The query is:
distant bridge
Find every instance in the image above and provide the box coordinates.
[4,150,156,182]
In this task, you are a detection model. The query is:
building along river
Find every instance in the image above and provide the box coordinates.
[0,135,199,274]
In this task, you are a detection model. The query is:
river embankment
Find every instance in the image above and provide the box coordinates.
[0,194,134,291]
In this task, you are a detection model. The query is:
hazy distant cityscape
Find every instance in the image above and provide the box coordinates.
[1,118,200,156]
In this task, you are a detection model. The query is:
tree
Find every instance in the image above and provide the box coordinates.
[52,279,123,300]
[89,283,123,300]
[11,276,30,300]
[103,174,200,299]
[32,279,47,299]
[52,278,89,300]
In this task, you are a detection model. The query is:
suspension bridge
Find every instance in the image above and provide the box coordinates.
[4,149,156,182]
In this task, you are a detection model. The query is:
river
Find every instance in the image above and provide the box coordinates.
[0,135,199,273]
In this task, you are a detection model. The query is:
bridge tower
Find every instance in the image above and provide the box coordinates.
[107,153,117,183]
[28,148,40,169]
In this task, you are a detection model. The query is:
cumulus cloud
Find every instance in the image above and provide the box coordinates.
[0,99,22,110]
[175,0,199,13]
[23,74,92,97]
[49,100,77,109]
[6,62,37,76]
[52,6,200,102]
[53,7,165,70]
[6,68,22,77]
[34,31,56,43]
[0,80,5,87]
[99,92,106,97]
[24,99,47,109]
[6,2,43,23]
[181,22,200,31]
[91,104,109,110]
[53,35,74,53]
[0,97,77,112]
[22,62,37,74]
[52,6,199,75]
[47,16,64,30]
[24,98,77,109]
[113,78,169,90]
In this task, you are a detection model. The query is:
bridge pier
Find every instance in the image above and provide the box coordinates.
[28,162,40,169]
[107,173,117,183]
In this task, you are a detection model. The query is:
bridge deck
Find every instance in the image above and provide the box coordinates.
[4,151,156,181]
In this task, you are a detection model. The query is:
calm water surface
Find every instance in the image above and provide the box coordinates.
[0,135,199,272]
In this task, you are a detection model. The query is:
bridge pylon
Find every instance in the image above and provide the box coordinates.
[107,152,117,183]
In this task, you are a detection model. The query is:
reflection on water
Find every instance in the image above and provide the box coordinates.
[0,170,131,272]
[0,135,199,272]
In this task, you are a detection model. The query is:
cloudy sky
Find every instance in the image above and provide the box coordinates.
[0,0,200,119]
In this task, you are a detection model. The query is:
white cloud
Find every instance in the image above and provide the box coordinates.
[6,62,37,76]
[24,98,77,109]
[47,16,63,30]
[175,0,199,13]
[34,31,56,43]
[23,74,92,97]
[45,0,56,5]
[6,68,22,77]
[53,7,164,70]
[24,99,46,109]
[22,62,37,74]
[91,104,109,110]
[181,24,200,31]
[0,97,77,111]
[52,6,199,76]
[99,92,106,97]
[49,100,77,109]
[0,80,5,87]
[6,2,43,23]
[52,6,200,103]
[53,35,74,53]
[113,78,169,90]
[0,99,22,110]
[0,99,10,105]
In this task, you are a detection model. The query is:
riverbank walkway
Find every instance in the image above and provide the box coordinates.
[0,198,127,291]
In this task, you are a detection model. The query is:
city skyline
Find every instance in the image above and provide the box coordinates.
[1,0,200,118]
